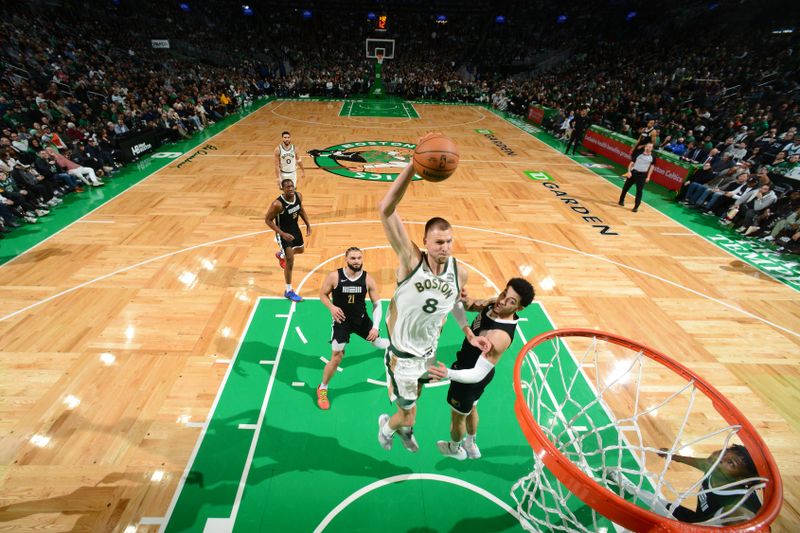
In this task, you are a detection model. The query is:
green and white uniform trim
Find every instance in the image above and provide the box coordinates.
[386,253,460,359]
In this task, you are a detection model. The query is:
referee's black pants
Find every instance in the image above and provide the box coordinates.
[619,170,647,209]
[565,130,585,154]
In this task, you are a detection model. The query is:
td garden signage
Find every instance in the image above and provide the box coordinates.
[309,141,421,182]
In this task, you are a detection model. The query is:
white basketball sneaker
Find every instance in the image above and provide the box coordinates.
[397,427,419,453]
[377,414,393,451]
[437,440,467,460]
[463,438,481,459]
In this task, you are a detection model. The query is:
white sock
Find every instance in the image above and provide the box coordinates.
[286,284,292,292]
[381,422,396,439]
[399,425,411,435]
[465,433,476,445]
[319,383,328,390]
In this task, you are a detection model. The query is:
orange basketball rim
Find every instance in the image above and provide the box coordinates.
[512,328,783,532]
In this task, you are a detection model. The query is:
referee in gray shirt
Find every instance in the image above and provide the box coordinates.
[618,142,656,212]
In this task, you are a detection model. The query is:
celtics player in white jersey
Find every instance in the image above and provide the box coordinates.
[377,151,491,453]
[274,131,305,189]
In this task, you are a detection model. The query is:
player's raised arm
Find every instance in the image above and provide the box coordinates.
[378,162,420,274]
[657,448,712,471]
[462,295,497,313]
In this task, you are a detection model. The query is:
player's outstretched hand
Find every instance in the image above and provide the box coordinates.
[306,226,312,236]
[469,335,492,354]
[428,361,448,382]
[330,305,345,323]
[367,328,379,342]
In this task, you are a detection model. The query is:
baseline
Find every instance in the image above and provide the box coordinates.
[270,100,487,129]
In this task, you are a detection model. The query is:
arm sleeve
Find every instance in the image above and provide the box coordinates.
[371,301,383,328]
[451,300,469,329]
[446,356,494,384]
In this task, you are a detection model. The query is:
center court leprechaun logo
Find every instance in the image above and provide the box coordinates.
[308,141,421,182]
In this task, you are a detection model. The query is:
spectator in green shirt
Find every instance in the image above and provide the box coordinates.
[771,154,799,176]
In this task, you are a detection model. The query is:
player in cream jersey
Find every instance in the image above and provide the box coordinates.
[386,253,460,359]
[274,131,305,189]
[376,145,490,454]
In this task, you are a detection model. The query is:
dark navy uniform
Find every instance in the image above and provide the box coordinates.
[446,305,518,415]
[330,268,374,345]
[632,125,656,160]
[669,475,761,523]
[275,192,304,251]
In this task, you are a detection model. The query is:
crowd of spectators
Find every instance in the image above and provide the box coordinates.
[1,0,798,252]
[0,4,261,236]
[671,131,800,254]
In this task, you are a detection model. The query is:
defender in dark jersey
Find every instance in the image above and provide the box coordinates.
[264,179,312,302]
[613,445,762,525]
[429,278,535,460]
[630,119,658,161]
[316,247,389,410]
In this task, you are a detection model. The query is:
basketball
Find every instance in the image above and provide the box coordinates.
[412,134,459,182]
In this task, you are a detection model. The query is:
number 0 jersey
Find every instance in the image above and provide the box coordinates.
[386,253,460,359]
[279,143,297,174]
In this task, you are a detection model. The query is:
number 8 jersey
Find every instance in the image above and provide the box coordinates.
[386,253,460,359]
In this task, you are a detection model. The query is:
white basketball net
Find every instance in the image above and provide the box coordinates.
[511,335,768,532]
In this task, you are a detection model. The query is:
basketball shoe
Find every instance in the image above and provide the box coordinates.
[284,290,303,302]
[437,440,467,460]
[316,386,330,410]
[378,414,393,450]
[397,427,419,452]
[463,437,481,459]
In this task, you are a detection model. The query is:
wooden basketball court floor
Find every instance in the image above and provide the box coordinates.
[0,100,798,531]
